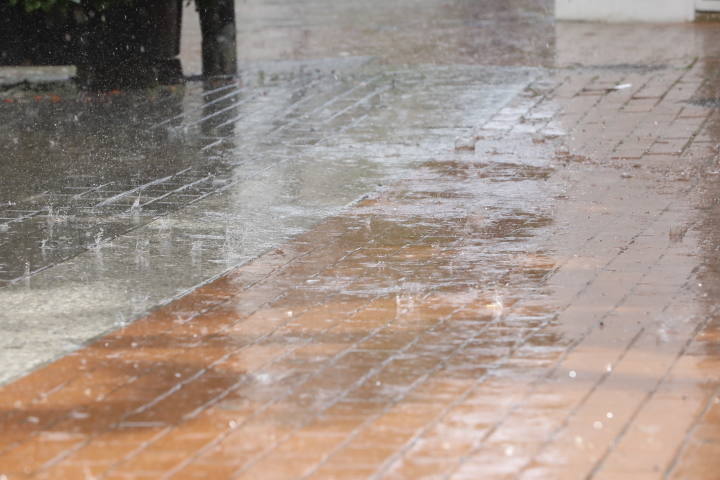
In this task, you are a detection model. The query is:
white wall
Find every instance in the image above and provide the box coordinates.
[556,0,696,22]
[697,0,720,12]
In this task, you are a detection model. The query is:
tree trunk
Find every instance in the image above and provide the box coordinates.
[196,0,237,77]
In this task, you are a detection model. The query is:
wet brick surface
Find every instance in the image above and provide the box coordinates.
[2,56,720,479]
[0,63,533,386]
[4,0,720,478]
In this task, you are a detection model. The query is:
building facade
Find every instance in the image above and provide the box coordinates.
[556,0,720,22]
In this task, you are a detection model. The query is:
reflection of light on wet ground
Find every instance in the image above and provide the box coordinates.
[0,64,536,385]
[5,3,720,477]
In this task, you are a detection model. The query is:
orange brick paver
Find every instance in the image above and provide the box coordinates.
[3,60,720,480]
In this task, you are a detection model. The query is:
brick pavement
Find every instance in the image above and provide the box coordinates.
[3,51,720,480]
[0,63,531,387]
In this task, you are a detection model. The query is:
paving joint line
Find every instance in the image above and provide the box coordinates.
[160,228,442,478]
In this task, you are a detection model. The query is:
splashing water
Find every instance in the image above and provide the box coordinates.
[130,195,142,214]
[90,228,105,250]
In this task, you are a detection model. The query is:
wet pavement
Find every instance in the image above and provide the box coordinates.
[0,60,535,386]
[3,0,720,479]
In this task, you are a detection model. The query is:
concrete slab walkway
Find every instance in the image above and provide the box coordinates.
[3,1,720,479]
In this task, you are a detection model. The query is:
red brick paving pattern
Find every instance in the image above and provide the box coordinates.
[4,61,720,480]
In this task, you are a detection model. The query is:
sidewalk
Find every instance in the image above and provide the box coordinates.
[3,2,720,480]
